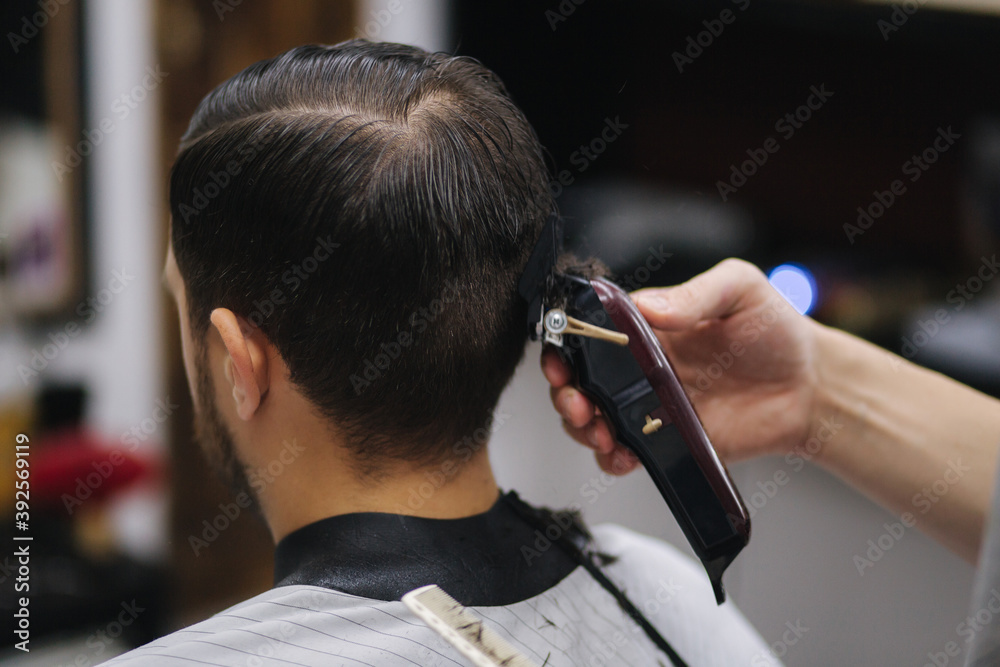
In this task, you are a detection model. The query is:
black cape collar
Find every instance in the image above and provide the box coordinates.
[273,490,585,606]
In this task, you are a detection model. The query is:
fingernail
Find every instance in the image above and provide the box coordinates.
[611,449,631,473]
[560,389,575,414]
[587,429,599,449]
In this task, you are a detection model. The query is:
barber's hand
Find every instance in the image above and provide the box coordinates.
[542,258,821,475]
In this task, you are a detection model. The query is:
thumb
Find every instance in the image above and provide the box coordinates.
[631,289,681,331]
[632,258,767,331]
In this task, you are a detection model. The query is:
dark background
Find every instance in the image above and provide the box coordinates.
[456,0,1000,395]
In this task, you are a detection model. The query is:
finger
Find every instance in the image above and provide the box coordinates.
[560,418,597,450]
[631,258,769,331]
[594,449,615,474]
[541,347,572,387]
[550,385,595,429]
[609,447,641,475]
[595,446,641,476]
[559,412,617,453]
[587,419,617,455]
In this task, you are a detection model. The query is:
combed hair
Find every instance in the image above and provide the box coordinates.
[169,41,555,472]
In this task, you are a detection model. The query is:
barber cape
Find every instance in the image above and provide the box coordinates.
[103,491,776,666]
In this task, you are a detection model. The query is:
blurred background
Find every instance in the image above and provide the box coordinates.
[1,0,999,664]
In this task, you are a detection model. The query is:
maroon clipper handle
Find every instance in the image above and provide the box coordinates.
[553,277,750,602]
[591,278,750,531]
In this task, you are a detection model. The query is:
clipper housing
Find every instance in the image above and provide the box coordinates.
[519,215,750,603]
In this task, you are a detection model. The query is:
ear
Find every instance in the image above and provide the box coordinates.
[209,308,270,421]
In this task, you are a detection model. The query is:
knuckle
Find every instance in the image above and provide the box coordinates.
[723,257,764,283]
[673,281,701,309]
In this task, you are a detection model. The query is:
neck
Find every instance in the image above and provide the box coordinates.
[226,384,502,542]
[259,442,501,543]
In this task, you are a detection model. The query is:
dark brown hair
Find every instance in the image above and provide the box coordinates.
[169,41,553,471]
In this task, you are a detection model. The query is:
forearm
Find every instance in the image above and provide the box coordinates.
[813,323,1000,562]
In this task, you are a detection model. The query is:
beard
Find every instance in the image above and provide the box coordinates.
[192,341,260,513]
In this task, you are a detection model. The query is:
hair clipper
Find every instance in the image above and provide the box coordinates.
[519,215,750,604]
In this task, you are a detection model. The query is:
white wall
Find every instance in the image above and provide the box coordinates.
[77,0,163,441]
[356,0,450,52]
[79,0,166,562]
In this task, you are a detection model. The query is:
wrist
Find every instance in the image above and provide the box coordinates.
[808,322,884,470]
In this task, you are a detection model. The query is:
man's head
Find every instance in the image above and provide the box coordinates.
[165,40,554,500]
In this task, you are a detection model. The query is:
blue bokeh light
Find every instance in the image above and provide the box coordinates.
[768,263,818,315]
